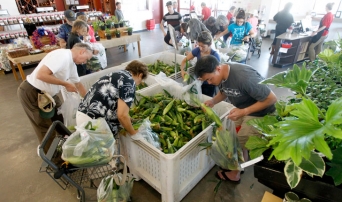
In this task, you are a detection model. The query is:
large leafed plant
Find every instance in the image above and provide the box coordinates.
[246,46,342,189]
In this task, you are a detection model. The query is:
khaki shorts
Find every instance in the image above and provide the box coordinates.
[234,116,263,149]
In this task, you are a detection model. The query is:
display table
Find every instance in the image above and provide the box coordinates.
[98,34,141,57]
[272,32,312,68]
[7,52,48,81]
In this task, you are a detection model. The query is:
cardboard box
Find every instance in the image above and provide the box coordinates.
[261,191,283,202]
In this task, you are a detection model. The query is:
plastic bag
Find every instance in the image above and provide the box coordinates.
[92,43,107,69]
[210,118,244,171]
[218,44,249,63]
[155,72,182,92]
[62,118,115,167]
[58,92,81,127]
[136,119,161,149]
[181,79,203,106]
[97,156,134,202]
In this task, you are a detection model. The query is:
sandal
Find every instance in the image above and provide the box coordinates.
[219,167,244,174]
[215,170,241,184]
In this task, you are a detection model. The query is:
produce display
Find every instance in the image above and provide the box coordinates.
[147,60,181,76]
[136,82,148,90]
[127,89,222,154]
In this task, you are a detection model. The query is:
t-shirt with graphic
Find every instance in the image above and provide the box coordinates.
[219,63,275,117]
[228,22,252,45]
[78,70,136,135]
[163,11,182,27]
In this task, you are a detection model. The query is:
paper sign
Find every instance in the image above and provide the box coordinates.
[279,47,288,53]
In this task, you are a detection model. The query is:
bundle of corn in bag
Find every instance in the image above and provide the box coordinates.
[97,156,134,202]
[210,117,244,171]
[62,118,115,167]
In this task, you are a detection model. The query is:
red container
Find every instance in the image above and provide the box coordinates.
[281,43,292,48]
[146,19,155,30]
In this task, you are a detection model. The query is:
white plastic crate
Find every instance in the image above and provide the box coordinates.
[61,65,158,101]
[120,84,234,202]
[121,51,186,80]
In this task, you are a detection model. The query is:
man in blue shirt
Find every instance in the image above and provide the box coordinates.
[57,10,76,48]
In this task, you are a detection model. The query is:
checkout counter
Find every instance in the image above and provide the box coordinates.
[272,32,312,68]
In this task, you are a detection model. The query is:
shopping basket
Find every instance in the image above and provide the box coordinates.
[38,121,116,202]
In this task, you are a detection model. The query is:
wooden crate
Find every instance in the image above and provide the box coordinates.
[98,27,128,39]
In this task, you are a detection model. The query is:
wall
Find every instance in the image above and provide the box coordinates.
[120,0,153,31]
[0,0,20,15]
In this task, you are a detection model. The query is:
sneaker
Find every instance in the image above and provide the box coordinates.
[37,145,40,157]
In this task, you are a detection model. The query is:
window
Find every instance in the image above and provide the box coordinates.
[313,0,341,14]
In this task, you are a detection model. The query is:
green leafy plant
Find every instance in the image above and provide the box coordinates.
[111,16,119,24]
[98,21,104,27]
[246,46,342,189]
[106,19,112,25]
[115,29,120,35]
[105,28,111,36]
[127,27,133,32]
[92,21,99,32]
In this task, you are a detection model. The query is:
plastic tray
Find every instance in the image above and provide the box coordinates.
[119,84,234,202]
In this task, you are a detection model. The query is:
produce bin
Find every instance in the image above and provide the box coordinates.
[120,84,234,202]
[61,65,158,102]
[121,51,187,80]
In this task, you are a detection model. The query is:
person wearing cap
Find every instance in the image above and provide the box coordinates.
[247,10,259,34]
[160,1,182,37]
[115,2,124,22]
[58,10,76,48]
[17,43,93,148]
[204,16,219,37]
[77,60,149,136]
[200,2,211,21]
[76,12,96,43]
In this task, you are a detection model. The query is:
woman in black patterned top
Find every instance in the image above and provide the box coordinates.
[78,60,148,136]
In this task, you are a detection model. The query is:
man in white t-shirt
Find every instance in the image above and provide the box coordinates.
[17,43,92,147]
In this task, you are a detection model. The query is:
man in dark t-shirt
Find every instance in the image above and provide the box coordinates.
[160,1,182,37]
[194,55,277,183]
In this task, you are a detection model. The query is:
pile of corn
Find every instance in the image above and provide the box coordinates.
[147,60,181,76]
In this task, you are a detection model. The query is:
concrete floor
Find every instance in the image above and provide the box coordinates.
[0,29,294,202]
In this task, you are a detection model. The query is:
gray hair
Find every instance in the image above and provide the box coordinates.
[72,43,92,51]
[216,15,228,26]
[188,18,210,40]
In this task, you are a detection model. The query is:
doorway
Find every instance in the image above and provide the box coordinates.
[151,0,162,24]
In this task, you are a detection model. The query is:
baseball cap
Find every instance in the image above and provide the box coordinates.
[166,1,172,6]
[64,10,76,22]
[38,92,56,119]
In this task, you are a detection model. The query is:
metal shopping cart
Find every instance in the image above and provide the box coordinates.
[38,121,118,202]
[249,27,263,59]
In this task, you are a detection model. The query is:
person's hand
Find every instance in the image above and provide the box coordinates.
[227,108,247,121]
[130,130,143,141]
[213,35,219,40]
[311,31,317,36]
[243,35,250,41]
[181,69,186,79]
[163,32,167,37]
[204,99,215,108]
[64,82,78,93]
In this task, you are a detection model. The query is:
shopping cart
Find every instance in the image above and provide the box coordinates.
[249,27,263,58]
[38,121,117,202]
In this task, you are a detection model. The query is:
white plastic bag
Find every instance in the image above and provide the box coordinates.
[155,72,182,92]
[210,118,244,171]
[97,156,134,202]
[58,92,81,127]
[92,43,107,69]
[136,119,161,149]
[181,79,203,106]
[62,118,115,167]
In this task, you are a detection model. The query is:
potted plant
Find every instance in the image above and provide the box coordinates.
[119,19,124,27]
[112,16,119,28]
[246,40,342,201]
[115,29,120,38]
[92,21,100,41]
[105,28,112,40]
[127,27,133,35]
[99,21,105,31]
[105,19,112,29]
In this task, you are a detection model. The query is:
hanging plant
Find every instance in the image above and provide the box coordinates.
[31,28,57,49]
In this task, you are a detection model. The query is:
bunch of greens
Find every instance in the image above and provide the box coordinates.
[246,47,342,189]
